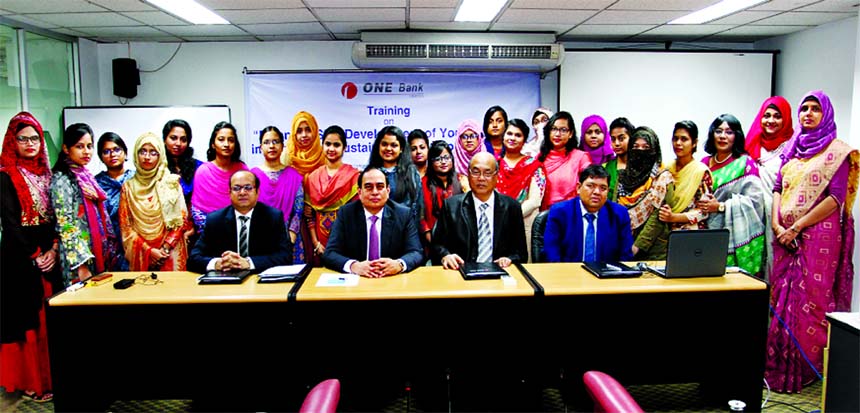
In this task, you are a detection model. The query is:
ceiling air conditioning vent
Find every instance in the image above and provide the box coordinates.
[366,44,427,58]
[429,44,489,59]
[492,45,553,59]
[352,42,563,71]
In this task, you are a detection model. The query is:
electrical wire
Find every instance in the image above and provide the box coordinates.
[761,377,770,409]
[761,399,814,412]
[139,43,183,73]
[769,304,824,380]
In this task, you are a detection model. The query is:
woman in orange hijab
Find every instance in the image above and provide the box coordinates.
[282,111,324,176]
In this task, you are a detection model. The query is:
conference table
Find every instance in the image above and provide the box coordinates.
[45,264,769,412]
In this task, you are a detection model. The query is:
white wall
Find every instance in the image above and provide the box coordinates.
[756,15,860,311]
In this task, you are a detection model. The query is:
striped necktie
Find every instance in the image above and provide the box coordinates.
[238,216,249,257]
[477,202,492,262]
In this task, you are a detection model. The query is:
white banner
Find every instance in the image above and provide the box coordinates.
[243,71,540,168]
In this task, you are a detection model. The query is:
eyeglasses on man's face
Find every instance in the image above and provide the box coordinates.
[468,168,497,179]
[231,184,255,193]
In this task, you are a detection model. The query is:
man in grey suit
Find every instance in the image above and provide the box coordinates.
[322,167,424,277]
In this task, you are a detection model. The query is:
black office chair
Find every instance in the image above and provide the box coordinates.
[531,210,549,263]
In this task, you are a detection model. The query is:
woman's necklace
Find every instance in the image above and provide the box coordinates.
[713,153,732,165]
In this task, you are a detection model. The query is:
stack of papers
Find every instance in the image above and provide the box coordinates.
[257,264,308,283]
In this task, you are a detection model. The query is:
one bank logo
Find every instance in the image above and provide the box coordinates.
[341,82,358,99]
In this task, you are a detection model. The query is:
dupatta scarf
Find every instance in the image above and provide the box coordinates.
[497,156,542,201]
[284,111,324,175]
[579,115,615,165]
[1,112,53,226]
[746,96,793,160]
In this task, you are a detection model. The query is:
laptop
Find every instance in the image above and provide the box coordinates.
[645,229,729,278]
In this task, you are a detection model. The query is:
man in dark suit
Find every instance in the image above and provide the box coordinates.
[431,152,527,269]
[322,167,424,277]
[188,170,291,273]
[543,164,634,262]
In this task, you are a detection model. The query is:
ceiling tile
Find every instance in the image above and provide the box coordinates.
[34,12,143,27]
[798,0,860,12]
[219,8,316,24]
[72,26,167,37]
[563,24,654,36]
[314,7,406,21]
[327,21,406,32]
[257,34,334,41]
[199,0,305,9]
[410,21,490,30]
[121,11,188,26]
[713,24,811,37]
[610,0,718,11]
[239,22,328,35]
[3,14,61,29]
[0,0,105,13]
[182,35,260,41]
[498,8,596,24]
[708,10,779,24]
[636,24,734,36]
[749,0,819,11]
[156,24,248,36]
[491,22,575,32]
[586,10,687,24]
[87,0,157,12]
[752,11,856,25]
[410,0,457,6]
[509,0,613,9]
[51,27,91,37]
[305,0,406,6]
[410,8,454,22]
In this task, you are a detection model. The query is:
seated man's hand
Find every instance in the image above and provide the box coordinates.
[494,257,512,268]
[218,251,246,271]
[441,254,464,270]
[350,260,380,278]
[370,258,402,277]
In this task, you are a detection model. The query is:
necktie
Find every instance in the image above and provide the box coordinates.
[584,213,596,262]
[238,216,249,257]
[477,203,492,262]
[368,215,380,260]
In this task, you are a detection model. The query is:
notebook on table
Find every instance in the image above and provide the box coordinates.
[459,262,508,280]
[646,229,730,278]
[257,264,311,283]
[197,270,252,284]
[581,262,643,279]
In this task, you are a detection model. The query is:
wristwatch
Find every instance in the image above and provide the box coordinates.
[718,202,725,213]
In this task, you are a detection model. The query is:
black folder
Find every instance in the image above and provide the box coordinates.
[459,262,508,280]
[197,270,252,284]
[581,262,642,279]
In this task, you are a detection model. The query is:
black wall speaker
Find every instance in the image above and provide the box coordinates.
[112,58,140,99]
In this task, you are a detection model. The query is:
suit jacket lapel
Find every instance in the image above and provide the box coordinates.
[461,194,477,258]
[572,199,584,261]
[355,203,368,260]
[492,192,502,254]
[596,203,611,262]
[380,204,394,258]
[226,207,239,252]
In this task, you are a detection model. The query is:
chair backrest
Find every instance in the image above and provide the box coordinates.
[582,371,643,413]
[531,210,549,263]
[299,378,341,413]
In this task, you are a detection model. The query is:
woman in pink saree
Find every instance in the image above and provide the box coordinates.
[765,90,858,393]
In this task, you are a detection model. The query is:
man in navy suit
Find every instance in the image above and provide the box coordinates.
[544,164,634,262]
[322,167,424,277]
[188,170,291,273]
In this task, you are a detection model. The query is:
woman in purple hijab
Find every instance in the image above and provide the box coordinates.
[250,126,305,264]
[579,115,616,165]
[765,90,858,393]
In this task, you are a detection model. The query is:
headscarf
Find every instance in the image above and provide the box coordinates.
[579,115,615,164]
[618,126,662,195]
[746,96,793,160]
[1,112,52,225]
[781,90,837,162]
[283,111,324,175]
[64,155,107,203]
[126,132,184,232]
[453,119,486,174]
